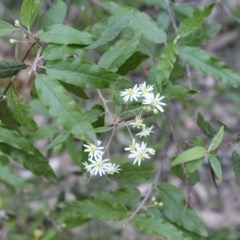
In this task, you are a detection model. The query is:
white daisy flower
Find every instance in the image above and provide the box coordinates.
[146,147,156,155]
[136,125,154,138]
[138,82,154,97]
[128,141,150,166]
[143,93,166,113]
[83,140,104,160]
[106,163,121,175]
[88,158,110,176]
[82,161,92,172]
[120,85,141,102]
[129,116,145,129]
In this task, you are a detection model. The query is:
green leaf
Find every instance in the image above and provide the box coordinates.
[87,10,132,49]
[0,126,55,180]
[132,214,193,240]
[45,59,132,89]
[111,162,154,184]
[98,34,140,72]
[216,120,233,133]
[0,100,20,130]
[184,158,204,174]
[60,199,128,227]
[7,87,38,132]
[94,126,112,133]
[164,84,196,100]
[0,161,24,188]
[156,42,178,88]
[171,146,206,167]
[129,10,166,44]
[173,2,194,17]
[179,23,221,46]
[155,183,208,237]
[38,24,95,45]
[178,4,214,38]
[209,155,222,180]
[172,165,200,186]
[208,126,224,152]
[46,131,70,150]
[117,51,147,75]
[60,81,89,99]
[103,2,166,44]
[169,63,185,81]
[38,0,67,30]
[96,187,140,210]
[35,74,96,143]
[20,0,40,27]
[197,113,217,139]
[42,44,80,60]
[0,21,15,36]
[86,105,105,128]
[0,61,27,78]
[179,46,240,88]
[231,150,240,186]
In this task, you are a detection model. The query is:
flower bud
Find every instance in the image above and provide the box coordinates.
[14,19,20,27]
[33,229,43,239]
[159,202,163,207]
[9,39,18,44]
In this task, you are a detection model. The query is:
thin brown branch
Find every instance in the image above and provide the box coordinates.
[89,0,107,11]
[110,111,153,128]
[0,42,36,102]
[123,165,162,227]
[164,0,178,34]
[219,0,240,24]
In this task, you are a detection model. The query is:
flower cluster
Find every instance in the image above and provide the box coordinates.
[120,82,166,166]
[82,140,121,176]
[120,82,166,114]
[81,82,166,176]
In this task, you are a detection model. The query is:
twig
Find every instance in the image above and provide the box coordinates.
[110,111,153,128]
[97,89,113,118]
[219,0,240,24]
[22,42,36,62]
[105,125,116,151]
[89,0,107,11]
[28,46,43,75]
[165,109,192,206]
[164,0,178,34]
[0,42,36,102]
[18,26,43,47]
[123,165,162,227]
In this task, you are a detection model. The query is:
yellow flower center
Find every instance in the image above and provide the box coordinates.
[136,119,143,127]
[95,161,103,168]
[137,151,144,159]
[89,144,96,152]
[151,99,158,107]
[128,88,134,96]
